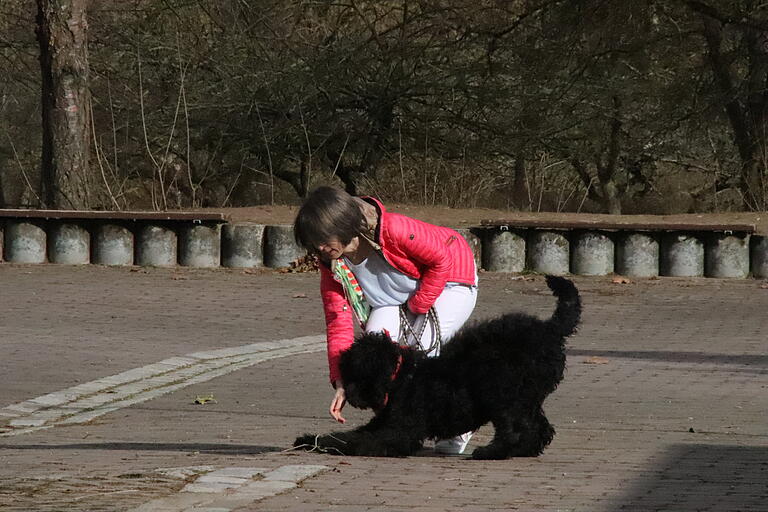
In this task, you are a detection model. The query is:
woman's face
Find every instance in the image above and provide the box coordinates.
[317,236,359,259]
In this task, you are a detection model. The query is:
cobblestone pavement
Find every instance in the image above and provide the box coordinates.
[0,264,766,511]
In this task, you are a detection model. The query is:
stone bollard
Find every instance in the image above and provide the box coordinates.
[616,232,659,277]
[0,222,3,262]
[526,231,570,275]
[264,225,305,268]
[4,221,47,263]
[48,223,90,264]
[222,223,266,268]
[136,224,177,267]
[750,235,768,279]
[455,228,483,270]
[571,231,614,276]
[179,224,221,268]
[660,233,704,277]
[93,224,134,266]
[705,233,750,278]
[482,228,525,272]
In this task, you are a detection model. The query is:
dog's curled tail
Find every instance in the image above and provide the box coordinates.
[545,275,581,338]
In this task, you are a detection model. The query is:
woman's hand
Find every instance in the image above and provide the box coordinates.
[330,381,347,424]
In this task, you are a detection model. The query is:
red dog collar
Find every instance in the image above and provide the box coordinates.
[381,354,403,408]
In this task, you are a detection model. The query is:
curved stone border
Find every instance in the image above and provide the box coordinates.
[1,214,767,278]
[0,335,324,437]
[130,464,329,512]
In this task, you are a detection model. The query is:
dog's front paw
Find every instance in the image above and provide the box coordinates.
[471,444,509,460]
[293,433,319,450]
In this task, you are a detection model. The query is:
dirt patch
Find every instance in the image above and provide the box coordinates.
[0,472,183,512]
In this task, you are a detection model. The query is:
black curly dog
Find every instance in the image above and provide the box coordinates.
[295,275,581,459]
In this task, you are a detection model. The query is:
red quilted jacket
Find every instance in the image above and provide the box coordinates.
[320,196,477,384]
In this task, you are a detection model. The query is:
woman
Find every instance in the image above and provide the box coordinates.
[294,186,478,454]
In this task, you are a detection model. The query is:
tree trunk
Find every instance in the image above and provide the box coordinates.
[36,0,91,209]
[511,155,530,211]
[599,179,622,215]
[742,26,768,210]
[0,166,5,208]
[335,163,360,196]
[596,96,623,215]
[694,5,767,210]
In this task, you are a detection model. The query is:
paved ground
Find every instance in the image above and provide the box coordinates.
[0,264,766,511]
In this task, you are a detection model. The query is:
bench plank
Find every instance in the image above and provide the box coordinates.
[480,218,755,233]
[0,209,225,222]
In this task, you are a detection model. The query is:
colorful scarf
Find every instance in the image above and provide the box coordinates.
[334,258,370,327]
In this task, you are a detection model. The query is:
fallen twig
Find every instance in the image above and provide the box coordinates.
[284,434,347,456]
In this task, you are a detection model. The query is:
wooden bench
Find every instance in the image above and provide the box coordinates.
[0,209,225,223]
[480,218,756,233]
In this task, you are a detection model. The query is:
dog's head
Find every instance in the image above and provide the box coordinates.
[339,331,404,411]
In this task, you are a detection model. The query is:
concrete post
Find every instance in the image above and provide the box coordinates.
[264,225,305,268]
[48,223,90,264]
[455,228,483,270]
[660,233,704,277]
[136,224,177,267]
[93,224,134,266]
[0,222,3,262]
[750,235,768,279]
[571,231,614,276]
[482,228,525,272]
[180,224,221,268]
[705,233,750,278]
[4,221,47,263]
[616,232,659,277]
[222,223,266,268]
[526,231,570,276]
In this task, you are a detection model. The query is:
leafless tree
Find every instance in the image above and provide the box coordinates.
[36,0,92,209]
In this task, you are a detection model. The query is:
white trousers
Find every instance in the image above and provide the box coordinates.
[365,282,478,452]
[365,283,478,357]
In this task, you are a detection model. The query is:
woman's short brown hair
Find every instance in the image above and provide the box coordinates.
[294,186,366,253]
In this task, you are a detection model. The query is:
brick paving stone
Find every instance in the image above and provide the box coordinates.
[0,267,766,511]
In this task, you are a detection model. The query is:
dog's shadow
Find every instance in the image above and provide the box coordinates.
[0,442,282,455]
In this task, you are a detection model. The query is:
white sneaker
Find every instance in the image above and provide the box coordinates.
[434,432,473,455]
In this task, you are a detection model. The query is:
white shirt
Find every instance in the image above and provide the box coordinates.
[344,251,419,308]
